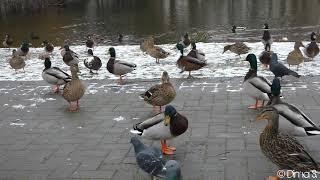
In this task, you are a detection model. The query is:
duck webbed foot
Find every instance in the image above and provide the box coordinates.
[161,140,174,155]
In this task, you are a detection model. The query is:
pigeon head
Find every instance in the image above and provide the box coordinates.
[165,160,181,180]
[271,78,281,96]
[130,137,145,154]
[245,54,257,71]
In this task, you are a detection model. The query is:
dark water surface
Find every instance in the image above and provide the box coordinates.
[1,0,320,46]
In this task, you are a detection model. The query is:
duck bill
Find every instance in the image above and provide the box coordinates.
[164,115,171,126]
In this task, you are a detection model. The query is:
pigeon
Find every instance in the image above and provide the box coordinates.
[269,53,300,79]
[130,137,181,180]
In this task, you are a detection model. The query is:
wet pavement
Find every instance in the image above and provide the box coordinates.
[1,76,320,179]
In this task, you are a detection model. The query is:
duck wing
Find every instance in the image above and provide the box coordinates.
[248,76,271,94]
[116,60,137,68]
[45,67,71,82]
[275,102,318,128]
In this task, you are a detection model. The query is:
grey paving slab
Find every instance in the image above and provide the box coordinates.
[0,76,320,179]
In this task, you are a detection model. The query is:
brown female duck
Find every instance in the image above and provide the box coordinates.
[145,37,169,63]
[257,107,320,180]
[223,42,250,57]
[62,64,85,112]
[287,41,305,70]
[140,71,176,112]
[9,50,25,72]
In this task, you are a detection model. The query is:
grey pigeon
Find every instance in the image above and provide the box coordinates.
[269,53,300,78]
[130,137,181,180]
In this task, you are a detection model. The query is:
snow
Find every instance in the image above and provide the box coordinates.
[0,42,319,81]
[113,116,125,122]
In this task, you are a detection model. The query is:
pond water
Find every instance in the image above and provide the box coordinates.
[1,0,320,46]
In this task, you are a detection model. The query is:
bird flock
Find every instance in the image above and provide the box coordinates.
[2,24,320,179]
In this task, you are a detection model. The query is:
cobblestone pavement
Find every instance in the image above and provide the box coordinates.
[1,76,320,180]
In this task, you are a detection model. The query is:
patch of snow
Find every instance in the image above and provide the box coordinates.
[12,104,25,109]
[1,42,320,81]
[113,116,125,122]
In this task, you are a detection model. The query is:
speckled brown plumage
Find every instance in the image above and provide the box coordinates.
[287,41,305,67]
[63,65,85,111]
[258,107,320,172]
[140,36,154,53]
[141,71,176,107]
[223,42,250,56]
[9,50,25,71]
[144,37,169,63]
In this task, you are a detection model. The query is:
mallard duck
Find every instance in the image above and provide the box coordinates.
[131,137,181,179]
[223,42,250,57]
[42,58,71,93]
[42,40,54,53]
[140,36,154,53]
[131,105,188,155]
[256,107,320,180]
[287,41,305,70]
[259,43,272,69]
[62,64,85,112]
[187,42,205,61]
[304,32,319,60]
[267,78,320,136]
[177,33,191,48]
[243,54,271,109]
[232,25,246,33]
[118,33,123,43]
[146,37,169,63]
[85,35,94,49]
[270,53,301,79]
[62,45,79,66]
[3,34,13,48]
[176,44,206,78]
[107,47,136,84]
[84,49,102,74]
[140,71,176,112]
[15,42,30,57]
[262,23,273,45]
[9,49,25,72]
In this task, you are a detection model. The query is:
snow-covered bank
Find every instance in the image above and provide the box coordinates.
[0,42,319,81]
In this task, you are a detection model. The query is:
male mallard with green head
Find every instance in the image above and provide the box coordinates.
[140,71,176,113]
[16,42,30,57]
[243,54,272,109]
[9,49,25,72]
[107,47,137,84]
[62,64,85,112]
[287,41,305,70]
[223,42,250,57]
[267,78,320,136]
[176,44,206,78]
[256,107,320,180]
[84,49,102,74]
[187,42,205,61]
[304,32,319,60]
[42,58,71,93]
[131,105,188,155]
